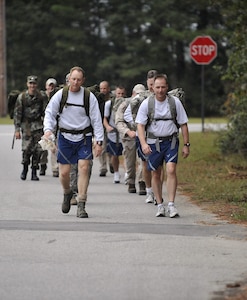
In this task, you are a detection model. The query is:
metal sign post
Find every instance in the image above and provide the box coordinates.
[190,35,217,132]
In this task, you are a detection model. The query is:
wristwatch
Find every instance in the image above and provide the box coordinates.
[184,143,190,147]
[96,141,103,146]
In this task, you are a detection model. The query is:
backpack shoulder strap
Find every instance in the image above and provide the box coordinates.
[147,94,180,129]
[59,86,91,115]
[20,91,26,105]
[59,86,69,114]
[167,94,179,128]
[110,96,115,112]
[147,94,155,127]
[83,87,91,116]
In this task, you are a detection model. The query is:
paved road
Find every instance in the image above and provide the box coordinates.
[0,125,246,300]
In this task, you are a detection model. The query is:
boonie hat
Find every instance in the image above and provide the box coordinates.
[46,78,57,86]
[27,75,38,83]
[133,84,146,94]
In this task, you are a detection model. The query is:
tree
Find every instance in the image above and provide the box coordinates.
[214,0,247,156]
[5,0,228,118]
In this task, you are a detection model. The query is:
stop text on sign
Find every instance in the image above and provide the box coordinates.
[191,45,215,56]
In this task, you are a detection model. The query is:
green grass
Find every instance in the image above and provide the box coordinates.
[0,116,13,124]
[177,132,247,223]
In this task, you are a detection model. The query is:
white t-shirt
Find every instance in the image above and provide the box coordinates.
[104,99,122,143]
[135,95,188,144]
[124,104,134,124]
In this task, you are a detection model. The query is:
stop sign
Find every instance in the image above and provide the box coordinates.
[190,36,217,65]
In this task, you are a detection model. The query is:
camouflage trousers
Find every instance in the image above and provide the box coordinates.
[122,138,144,185]
[21,129,43,168]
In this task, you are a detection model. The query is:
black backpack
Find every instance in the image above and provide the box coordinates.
[7,90,22,119]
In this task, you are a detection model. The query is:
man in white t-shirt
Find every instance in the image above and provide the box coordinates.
[103,92,124,184]
[43,66,104,218]
[136,74,190,218]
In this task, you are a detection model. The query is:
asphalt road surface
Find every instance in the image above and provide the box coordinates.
[0,124,246,300]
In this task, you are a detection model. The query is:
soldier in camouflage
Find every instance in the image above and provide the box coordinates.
[14,75,48,181]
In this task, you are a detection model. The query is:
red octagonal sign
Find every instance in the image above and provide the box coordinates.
[190,36,217,65]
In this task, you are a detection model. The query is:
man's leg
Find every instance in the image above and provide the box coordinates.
[70,163,78,205]
[51,149,59,177]
[123,140,136,193]
[76,159,90,218]
[77,159,90,198]
[31,134,43,181]
[151,166,163,204]
[143,161,155,203]
[136,156,146,195]
[166,162,179,217]
[60,163,73,214]
[99,135,108,176]
[111,155,120,183]
[152,166,166,217]
[166,162,177,202]
[39,150,48,175]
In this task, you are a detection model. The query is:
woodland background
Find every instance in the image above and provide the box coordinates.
[6,0,245,118]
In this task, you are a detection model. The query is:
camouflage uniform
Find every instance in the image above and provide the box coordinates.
[14,87,48,179]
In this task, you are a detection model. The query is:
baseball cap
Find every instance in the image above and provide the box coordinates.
[46,78,57,86]
[133,84,146,94]
[27,75,38,83]
[147,70,158,79]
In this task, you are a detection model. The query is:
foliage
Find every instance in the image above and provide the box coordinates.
[211,0,247,156]
[5,0,228,117]
[177,131,247,222]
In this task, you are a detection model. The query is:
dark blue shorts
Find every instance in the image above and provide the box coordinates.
[106,139,123,156]
[147,139,179,171]
[57,133,93,164]
[136,137,148,162]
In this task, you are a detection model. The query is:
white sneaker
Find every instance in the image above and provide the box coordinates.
[145,192,154,203]
[155,205,165,217]
[113,172,120,183]
[167,205,179,218]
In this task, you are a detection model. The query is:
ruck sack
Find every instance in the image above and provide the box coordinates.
[112,96,126,116]
[147,87,185,129]
[8,89,47,120]
[107,96,126,124]
[7,90,21,119]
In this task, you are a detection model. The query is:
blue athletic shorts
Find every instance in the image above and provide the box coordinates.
[136,137,148,162]
[106,139,123,156]
[57,133,93,164]
[147,139,179,171]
